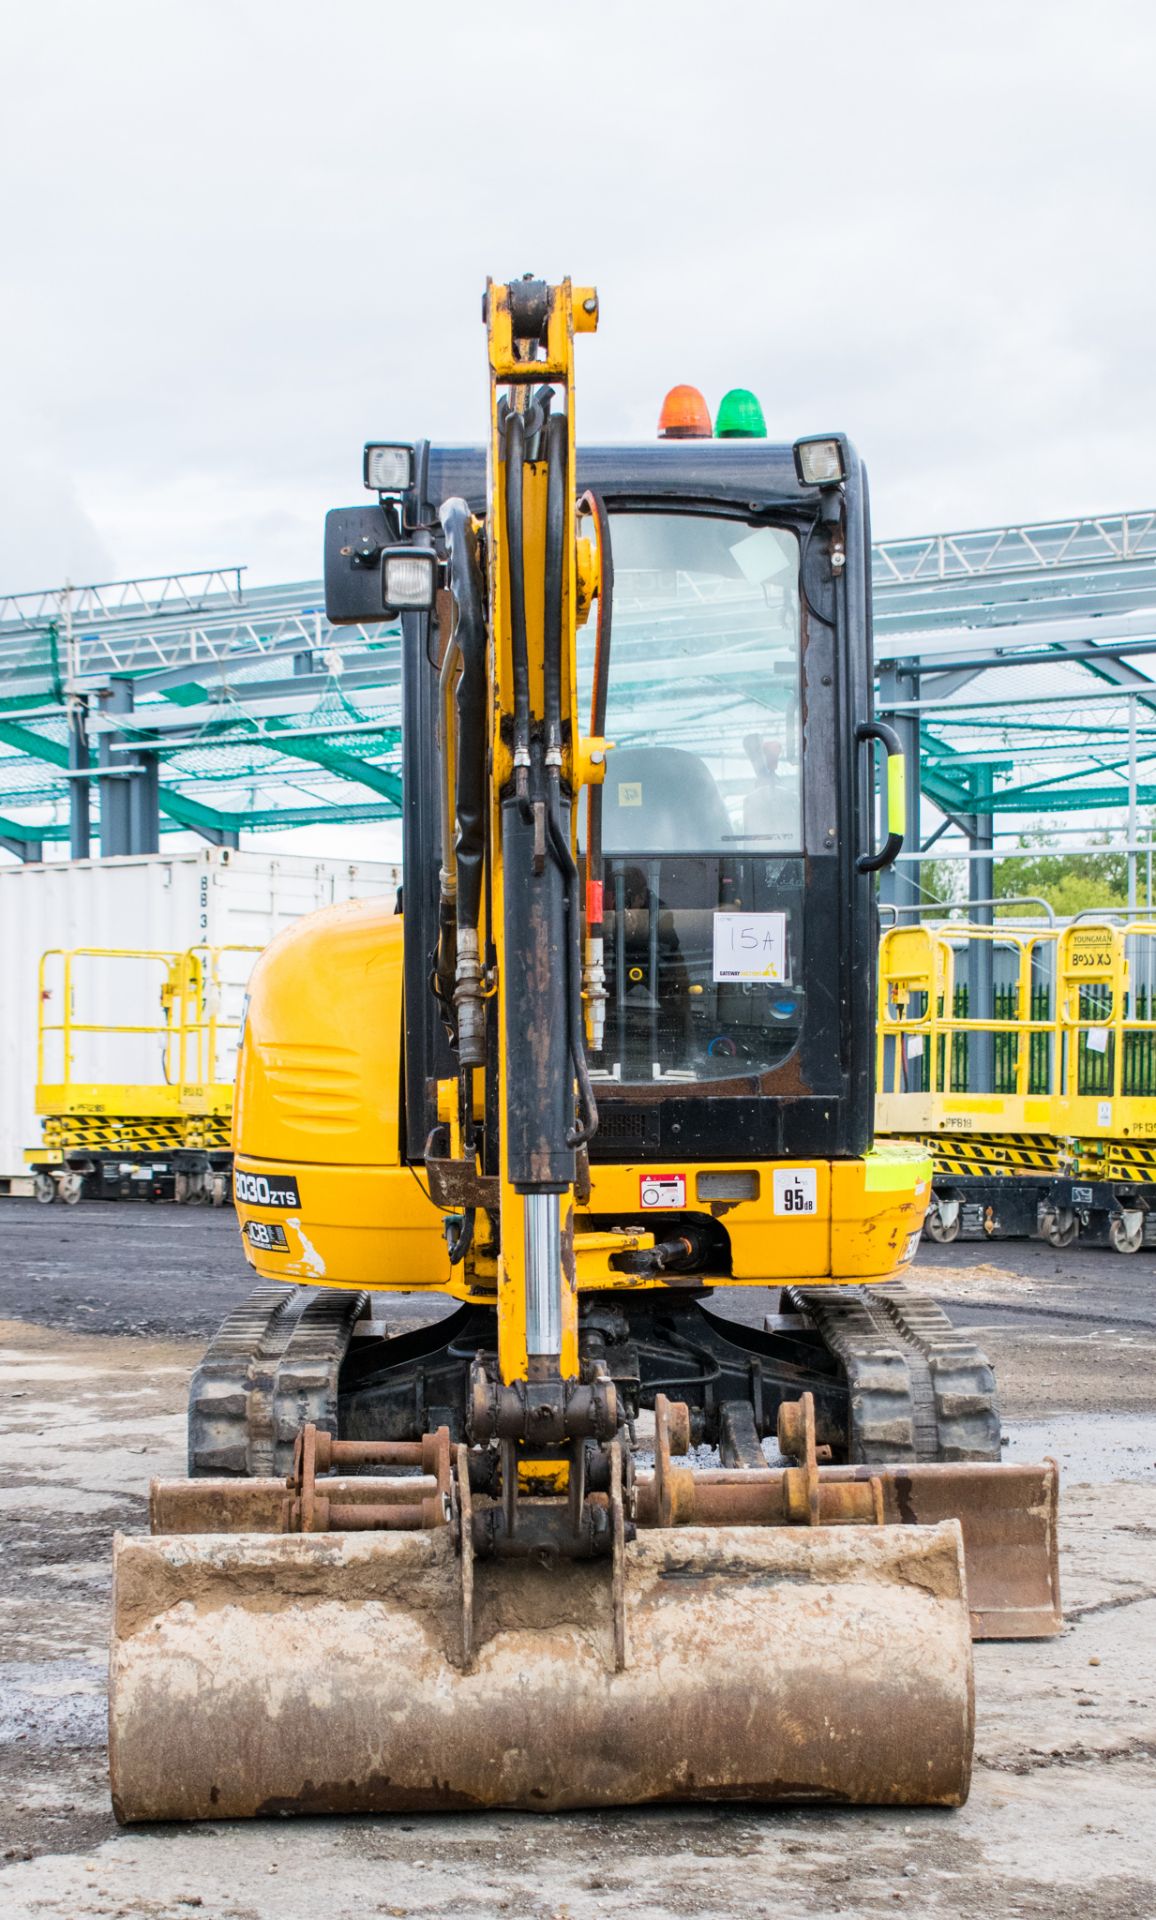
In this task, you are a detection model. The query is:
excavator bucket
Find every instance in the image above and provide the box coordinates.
[109,1519,974,1821]
[110,1408,1061,1823]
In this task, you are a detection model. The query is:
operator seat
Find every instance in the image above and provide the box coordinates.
[600,747,732,855]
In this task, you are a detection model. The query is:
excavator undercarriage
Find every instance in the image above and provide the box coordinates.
[185,1278,1009,1478]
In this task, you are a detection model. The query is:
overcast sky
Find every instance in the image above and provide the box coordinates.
[2,0,1154,598]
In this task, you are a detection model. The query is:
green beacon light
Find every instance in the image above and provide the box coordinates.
[715,387,766,439]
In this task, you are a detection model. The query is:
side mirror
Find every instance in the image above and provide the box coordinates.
[324,505,395,625]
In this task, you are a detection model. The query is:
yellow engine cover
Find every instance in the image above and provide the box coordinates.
[233,897,931,1295]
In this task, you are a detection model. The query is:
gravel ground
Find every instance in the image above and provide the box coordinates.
[0,1201,255,1341]
[1,1203,1154,1917]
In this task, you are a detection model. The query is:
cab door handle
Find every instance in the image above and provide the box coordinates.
[856,721,905,874]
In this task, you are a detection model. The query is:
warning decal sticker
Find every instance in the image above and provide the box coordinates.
[640,1173,686,1209]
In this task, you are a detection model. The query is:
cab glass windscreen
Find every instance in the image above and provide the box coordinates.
[577,510,805,1087]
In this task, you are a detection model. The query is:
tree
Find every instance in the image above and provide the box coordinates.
[903,835,1137,919]
[993,834,1128,917]
[918,858,966,911]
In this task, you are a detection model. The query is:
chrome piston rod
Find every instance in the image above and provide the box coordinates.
[524,1191,562,1362]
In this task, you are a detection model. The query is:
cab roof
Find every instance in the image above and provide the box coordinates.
[426,440,859,517]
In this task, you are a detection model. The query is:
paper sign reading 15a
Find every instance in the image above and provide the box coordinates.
[713,911,787,982]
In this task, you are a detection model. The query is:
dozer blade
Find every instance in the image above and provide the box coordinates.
[831,1460,1061,1640]
[109,1520,974,1821]
[147,1456,1062,1642]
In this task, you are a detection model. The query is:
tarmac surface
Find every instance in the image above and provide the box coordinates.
[1,1199,1154,1917]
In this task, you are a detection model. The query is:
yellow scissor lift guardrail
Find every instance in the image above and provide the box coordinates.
[876,920,1156,1254]
[28,944,262,1205]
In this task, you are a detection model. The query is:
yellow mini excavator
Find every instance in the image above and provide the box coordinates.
[109,278,1061,1821]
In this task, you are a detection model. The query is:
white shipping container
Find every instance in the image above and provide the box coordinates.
[0,848,400,1178]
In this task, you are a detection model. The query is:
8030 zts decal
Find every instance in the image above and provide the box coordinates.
[234,1170,301,1208]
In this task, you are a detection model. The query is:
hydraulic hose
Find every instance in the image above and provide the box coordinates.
[504,413,532,817]
[579,489,613,948]
[440,497,488,1067]
[546,773,599,1146]
[576,487,610,1059]
[433,610,461,1017]
[540,416,597,1146]
[439,500,487,937]
[543,413,567,755]
[446,1206,475,1265]
[437,631,461,900]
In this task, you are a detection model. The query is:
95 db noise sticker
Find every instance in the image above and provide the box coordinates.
[772,1168,817,1215]
[640,1173,685,1209]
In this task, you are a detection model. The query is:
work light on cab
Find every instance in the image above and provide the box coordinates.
[363,443,415,493]
[793,436,847,487]
[381,547,436,611]
[715,388,766,438]
[657,384,712,438]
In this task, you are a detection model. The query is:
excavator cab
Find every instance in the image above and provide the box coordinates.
[108,281,1060,1825]
[395,432,890,1170]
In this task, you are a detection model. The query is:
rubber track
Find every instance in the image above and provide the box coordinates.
[188,1284,368,1477]
[786,1282,1001,1464]
[866,1282,1001,1461]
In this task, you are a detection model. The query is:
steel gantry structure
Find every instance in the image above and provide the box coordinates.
[0,569,404,859]
[1,500,1155,869]
[872,508,1156,919]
